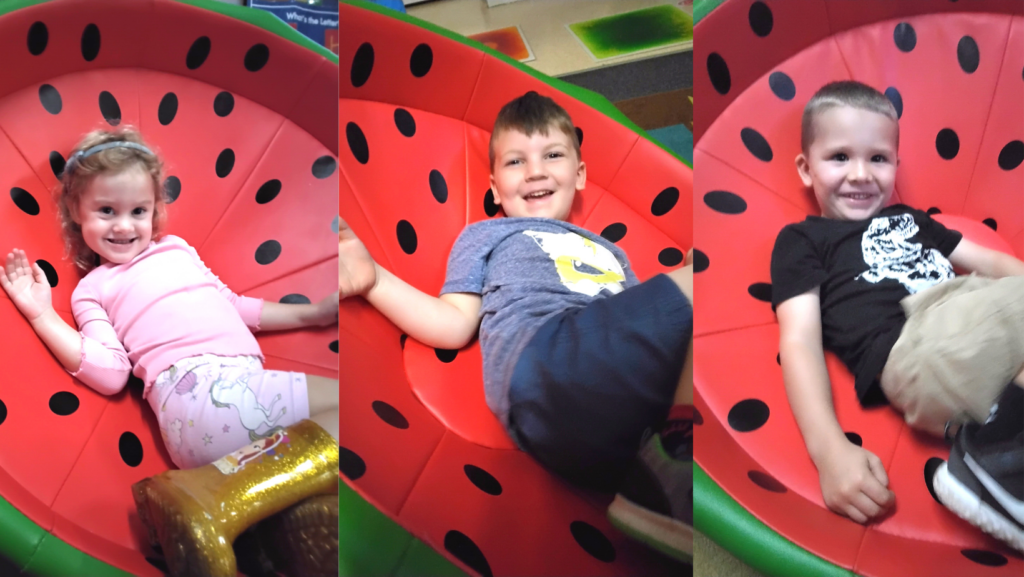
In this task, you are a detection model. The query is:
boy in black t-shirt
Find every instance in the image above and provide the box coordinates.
[770,81,1024,550]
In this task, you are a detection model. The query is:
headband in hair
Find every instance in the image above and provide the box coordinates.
[63,141,154,177]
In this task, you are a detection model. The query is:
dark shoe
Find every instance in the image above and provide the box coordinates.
[933,421,1023,552]
[608,429,693,562]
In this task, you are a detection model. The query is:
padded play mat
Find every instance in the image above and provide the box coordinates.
[0,0,338,574]
[338,1,692,575]
[693,1,1023,576]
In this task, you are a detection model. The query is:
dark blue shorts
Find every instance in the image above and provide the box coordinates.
[507,273,692,493]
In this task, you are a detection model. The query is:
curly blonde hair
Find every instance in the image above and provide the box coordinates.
[56,127,167,273]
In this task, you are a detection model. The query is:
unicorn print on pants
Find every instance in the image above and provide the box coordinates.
[209,374,288,441]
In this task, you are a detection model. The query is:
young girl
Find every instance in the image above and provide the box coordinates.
[0,128,339,469]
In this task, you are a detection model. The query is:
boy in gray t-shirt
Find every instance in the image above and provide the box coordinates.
[339,92,692,562]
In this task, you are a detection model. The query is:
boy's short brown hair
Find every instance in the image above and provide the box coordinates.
[802,81,899,152]
[489,91,580,169]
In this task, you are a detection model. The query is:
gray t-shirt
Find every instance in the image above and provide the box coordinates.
[440,217,639,428]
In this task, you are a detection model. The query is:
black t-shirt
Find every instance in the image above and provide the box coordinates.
[770,205,963,404]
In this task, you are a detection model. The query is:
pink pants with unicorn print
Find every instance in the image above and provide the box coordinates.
[150,354,310,469]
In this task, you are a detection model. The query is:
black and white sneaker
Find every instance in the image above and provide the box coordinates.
[933,421,1023,552]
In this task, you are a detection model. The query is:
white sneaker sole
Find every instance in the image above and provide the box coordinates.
[607,494,693,562]
[933,462,1024,552]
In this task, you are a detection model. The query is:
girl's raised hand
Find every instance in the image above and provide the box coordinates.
[1,249,53,322]
[338,217,378,298]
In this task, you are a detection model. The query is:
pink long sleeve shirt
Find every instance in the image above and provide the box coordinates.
[70,235,264,399]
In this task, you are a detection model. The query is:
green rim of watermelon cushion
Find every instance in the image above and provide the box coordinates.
[0,0,336,574]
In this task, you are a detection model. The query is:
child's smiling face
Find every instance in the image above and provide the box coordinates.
[797,105,899,221]
[489,125,586,221]
[75,166,155,265]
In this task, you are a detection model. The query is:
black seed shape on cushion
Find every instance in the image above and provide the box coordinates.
[400,334,408,349]
[927,207,941,215]
[329,340,339,353]
[50,150,66,179]
[957,36,979,74]
[845,432,863,446]
[741,128,773,162]
[429,170,448,204]
[464,465,502,496]
[28,22,48,55]
[352,42,374,87]
[748,2,773,37]
[410,43,433,77]
[435,348,458,363]
[961,550,1008,567]
[280,294,310,304]
[158,93,178,126]
[216,149,235,178]
[748,470,786,493]
[37,259,58,287]
[119,432,143,467]
[186,36,211,70]
[244,44,270,72]
[39,84,62,114]
[254,240,281,265]
[704,190,747,214]
[214,91,234,117]
[339,445,366,480]
[49,391,80,415]
[659,248,684,267]
[575,127,584,147]
[99,91,121,126]
[256,179,282,204]
[748,282,772,302]
[651,187,679,216]
[444,531,492,577]
[692,249,709,273]
[998,140,1023,170]
[11,187,40,216]
[0,400,6,426]
[884,87,903,119]
[707,53,731,94]
[312,156,337,179]
[936,129,960,160]
[372,400,409,429]
[394,108,416,137]
[768,71,795,101]
[693,407,703,425]
[81,23,100,62]
[346,122,369,164]
[982,218,997,231]
[483,189,500,217]
[924,457,945,504]
[893,22,916,52]
[600,223,627,243]
[164,176,181,203]
[397,220,417,254]
[570,521,616,562]
[728,399,769,432]
[776,353,781,365]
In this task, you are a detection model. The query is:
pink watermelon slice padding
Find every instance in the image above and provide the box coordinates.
[0,0,338,574]
[694,1,1023,576]
[339,1,692,575]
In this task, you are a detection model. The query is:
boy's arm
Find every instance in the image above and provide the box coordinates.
[367,265,481,351]
[778,289,894,523]
[948,238,1024,277]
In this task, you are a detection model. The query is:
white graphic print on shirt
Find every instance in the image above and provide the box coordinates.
[857,214,954,294]
[523,230,626,297]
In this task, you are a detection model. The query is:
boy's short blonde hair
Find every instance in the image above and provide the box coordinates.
[57,127,167,273]
[489,91,581,170]
[802,81,899,152]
